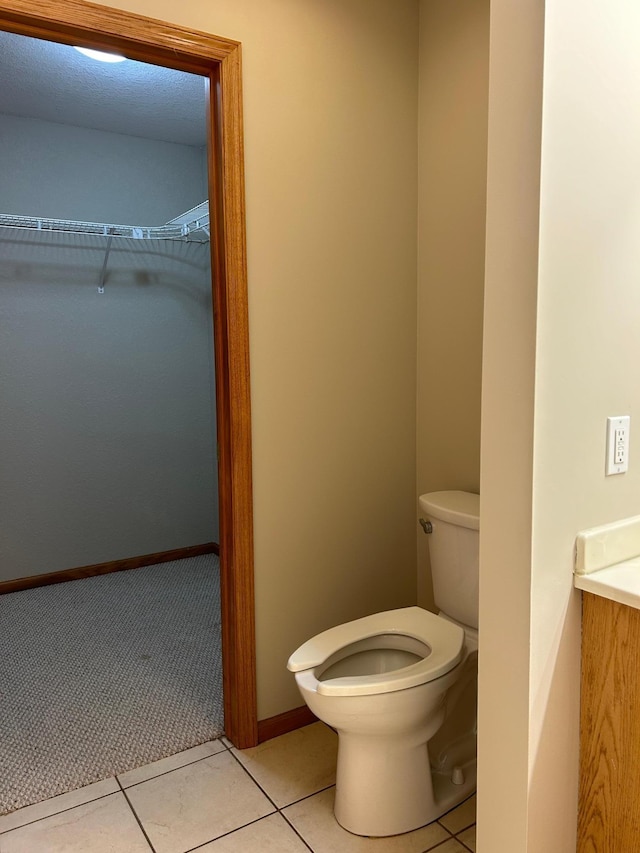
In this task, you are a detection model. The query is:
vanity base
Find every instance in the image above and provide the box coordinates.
[578,592,640,852]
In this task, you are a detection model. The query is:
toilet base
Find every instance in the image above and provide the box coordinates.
[333,734,476,837]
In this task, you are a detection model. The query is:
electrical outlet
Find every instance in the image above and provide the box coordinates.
[606,415,630,475]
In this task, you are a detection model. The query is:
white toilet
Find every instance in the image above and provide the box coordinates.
[287,490,479,837]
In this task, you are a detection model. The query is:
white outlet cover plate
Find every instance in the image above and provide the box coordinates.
[606,415,630,476]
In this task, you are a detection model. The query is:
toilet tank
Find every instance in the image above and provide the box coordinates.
[419,491,479,630]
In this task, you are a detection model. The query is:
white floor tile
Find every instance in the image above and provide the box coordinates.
[232,722,337,807]
[125,749,275,853]
[0,778,119,835]
[283,788,451,852]
[438,795,476,835]
[197,812,310,852]
[118,739,226,788]
[0,792,150,853]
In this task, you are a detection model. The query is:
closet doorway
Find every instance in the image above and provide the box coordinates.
[0,0,256,788]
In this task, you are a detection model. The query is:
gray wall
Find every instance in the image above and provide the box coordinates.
[0,114,217,582]
[0,113,207,224]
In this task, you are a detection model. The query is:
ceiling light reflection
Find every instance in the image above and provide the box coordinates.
[74,47,127,63]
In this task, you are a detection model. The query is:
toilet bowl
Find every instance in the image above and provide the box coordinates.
[287,491,479,837]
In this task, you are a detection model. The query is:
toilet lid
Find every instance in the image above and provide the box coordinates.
[288,606,464,696]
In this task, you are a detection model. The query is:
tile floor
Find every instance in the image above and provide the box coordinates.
[0,723,476,853]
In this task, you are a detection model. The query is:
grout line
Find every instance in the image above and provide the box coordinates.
[446,821,475,834]
[278,810,315,852]
[182,814,291,853]
[278,782,336,811]
[0,788,120,836]
[120,740,228,790]
[227,748,337,812]
[428,838,465,852]
[438,793,476,820]
[225,749,281,811]
[222,751,327,851]
[455,825,476,853]
[436,818,455,836]
[117,778,156,852]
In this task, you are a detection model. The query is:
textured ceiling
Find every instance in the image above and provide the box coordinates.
[0,30,207,146]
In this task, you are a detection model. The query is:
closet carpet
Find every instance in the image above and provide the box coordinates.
[0,554,224,815]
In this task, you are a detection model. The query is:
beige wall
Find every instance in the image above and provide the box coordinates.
[416,0,489,608]
[90,0,420,718]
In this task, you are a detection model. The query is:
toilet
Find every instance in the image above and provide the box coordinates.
[287,490,479,838]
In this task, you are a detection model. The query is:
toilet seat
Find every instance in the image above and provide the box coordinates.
[287,606,464,697]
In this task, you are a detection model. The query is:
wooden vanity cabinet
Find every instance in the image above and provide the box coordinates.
[578,592,640,852]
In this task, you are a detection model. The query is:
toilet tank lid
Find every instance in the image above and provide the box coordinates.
[419,491,479,530]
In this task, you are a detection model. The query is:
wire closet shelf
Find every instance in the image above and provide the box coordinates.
[0,200,210,241]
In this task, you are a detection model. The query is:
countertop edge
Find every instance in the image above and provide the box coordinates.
[574,560,640,610]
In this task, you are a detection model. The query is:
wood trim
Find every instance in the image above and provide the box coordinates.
[0,543,219,595]
[578,593,640,851]
[208,38,257,754]
[0,1,257,748]
[258,706,318,744]
[0,0,239,71]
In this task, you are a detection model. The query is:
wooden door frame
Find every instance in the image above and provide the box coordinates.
[0,0,257,748]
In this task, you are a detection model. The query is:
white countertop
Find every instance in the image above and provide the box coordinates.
[574,556,640,610]
[574,515,640,610]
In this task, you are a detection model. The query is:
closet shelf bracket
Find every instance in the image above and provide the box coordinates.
[98,229,113,294]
